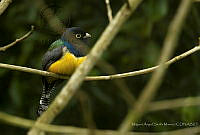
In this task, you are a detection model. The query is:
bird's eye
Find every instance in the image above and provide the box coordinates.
[75,34,82,38]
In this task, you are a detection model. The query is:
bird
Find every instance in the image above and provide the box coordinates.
[37,27,91,116]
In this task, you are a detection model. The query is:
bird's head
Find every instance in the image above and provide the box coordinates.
[61,27,91,57]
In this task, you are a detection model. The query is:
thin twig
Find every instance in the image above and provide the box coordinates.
[0,26,34,51]
[104,0,113,22]
[93,45,200,80]
[0,45,199,81]
[0,0,12,15]
[119,0,193,133]
[28,0,143,135]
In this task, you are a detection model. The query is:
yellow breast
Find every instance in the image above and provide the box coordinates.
[48,52,87,75]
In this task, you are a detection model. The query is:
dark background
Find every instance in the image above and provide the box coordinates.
[0,0,200,134]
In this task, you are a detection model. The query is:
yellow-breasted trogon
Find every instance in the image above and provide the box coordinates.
[37,27,91,116]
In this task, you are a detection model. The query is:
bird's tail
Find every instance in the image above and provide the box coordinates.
[37,78,56,116]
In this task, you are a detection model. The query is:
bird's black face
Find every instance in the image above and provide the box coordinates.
[61,27,91,56]
[64,27,91,44]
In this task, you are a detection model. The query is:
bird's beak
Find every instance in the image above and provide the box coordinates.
[83,33,91,38]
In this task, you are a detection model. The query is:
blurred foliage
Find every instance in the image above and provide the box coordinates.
[0,0,200,134]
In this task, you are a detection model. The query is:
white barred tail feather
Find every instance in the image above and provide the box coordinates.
[37,78,56,116]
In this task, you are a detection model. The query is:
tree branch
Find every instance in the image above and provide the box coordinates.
[0,26,34,51]
[1,97,200,134]
[0,0,12,15]
[0,112,155,135]
[148,96,200,111]
[119,0,193,133]
[0,45,199,81]
[28,0,143,135]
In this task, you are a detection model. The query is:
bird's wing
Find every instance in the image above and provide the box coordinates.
[42,40,64,71]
